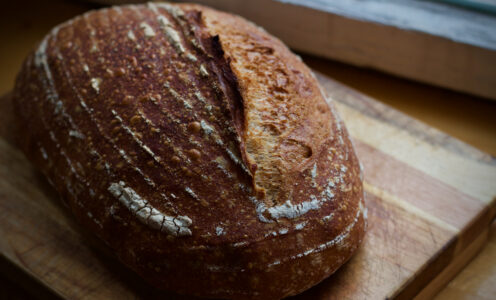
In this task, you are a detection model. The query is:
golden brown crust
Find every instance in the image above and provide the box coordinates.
[195,5,334,207]
[12,3,366,299]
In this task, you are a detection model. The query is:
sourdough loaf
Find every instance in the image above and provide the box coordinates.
[12,2,366,299]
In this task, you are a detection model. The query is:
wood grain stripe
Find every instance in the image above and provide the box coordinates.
[335,101,496,204]
[357,139,482,230]
[363,182,457,233]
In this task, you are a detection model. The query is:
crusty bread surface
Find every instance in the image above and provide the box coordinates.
[13,2,366,299]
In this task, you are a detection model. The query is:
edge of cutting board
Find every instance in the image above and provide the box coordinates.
[415,227,490,300]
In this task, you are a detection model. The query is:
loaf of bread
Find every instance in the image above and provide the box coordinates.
[13,3,366,299]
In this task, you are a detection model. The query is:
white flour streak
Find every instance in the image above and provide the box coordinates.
[90,78,102,93]
[156,14,185,53]
[253,186,335,223]
[69,130,84,139]
[200,120,214,135]
[295,221,307,230]
[322,213,334,222]
[267,204,363,267]
[199,64,209,77]
[127,30,136,41]
[164,82,192,109]
[216,226,225,236]
[34,26,60,103]
[311,163,317,179]
[40,147,48,160]
[109,181,192,236]
[267,198,320,220]
[185,186,200,201]
[111,110,162,163]
[140,22,156,37]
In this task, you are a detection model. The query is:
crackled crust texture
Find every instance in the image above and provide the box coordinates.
[13,3,366,299]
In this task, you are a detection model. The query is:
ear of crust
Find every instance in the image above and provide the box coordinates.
[194,6,334,208]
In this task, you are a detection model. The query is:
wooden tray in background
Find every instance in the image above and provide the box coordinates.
[0,72,495,299]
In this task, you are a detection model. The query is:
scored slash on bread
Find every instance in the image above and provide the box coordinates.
[13,2,366,299]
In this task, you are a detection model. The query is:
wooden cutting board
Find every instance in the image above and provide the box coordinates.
[0,71,495,299]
